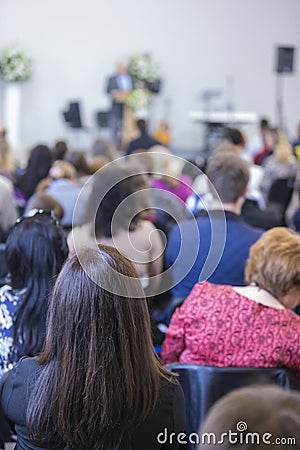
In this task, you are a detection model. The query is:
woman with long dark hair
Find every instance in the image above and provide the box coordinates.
[15,144,52,200]
[1,245,185,449]
[0,211,69,375]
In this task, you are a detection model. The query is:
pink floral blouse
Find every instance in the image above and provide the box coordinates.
[161,282,300,378]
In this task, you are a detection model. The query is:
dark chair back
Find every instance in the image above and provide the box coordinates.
[0,243,8,286]
[166,363,300,450]
[268,177,295,214]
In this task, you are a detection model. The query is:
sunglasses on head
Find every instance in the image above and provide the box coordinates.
[15,209,60,227]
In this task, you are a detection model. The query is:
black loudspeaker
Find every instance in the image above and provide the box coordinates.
[62,101,82,128]
[276,46,295,73]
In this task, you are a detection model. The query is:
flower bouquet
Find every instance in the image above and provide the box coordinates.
[0,46,32,82]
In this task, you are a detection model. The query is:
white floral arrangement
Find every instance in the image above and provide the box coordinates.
[128,53,159,82]
[126,87,151,111]
[0,46,32,82]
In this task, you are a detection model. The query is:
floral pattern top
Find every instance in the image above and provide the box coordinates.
[0,285,25,377]
[161,282,300,379]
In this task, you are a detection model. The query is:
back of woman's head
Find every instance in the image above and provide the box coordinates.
[52,140,68,161]
[5,212,69,355]
[27,144,52,179]
[28,245,171,449]
[64,150,92,176]
[6,212,68,288]
[90,162,149,237]
[0,138,14,172]
[274,132,295,164]
[199,385,300,449]
[245,227,300,299]
[17,144,52,199]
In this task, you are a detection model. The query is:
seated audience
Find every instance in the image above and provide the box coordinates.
[254,126,278,166]
[28,192,64,222]
[150,146,193,203]
[0,211,68,376]
[64,149,92,186]
[91,137,117,161]
[153,120,171,146]
[292,122,300,156]
[148,146,192,236]
[199,385,300,449]
[88,155,110,173]
[0,137,15,180]
[69,162,164,293]
[165,152,263,303]
[15,144,52,200]
[260,132,297,202]
[29,160,83,228]
[162,227,300,380]
[245,117,270,161]
[1,246,185,449]
[52,140,68,161]
[0,175,18,242]
[125,119,162,155]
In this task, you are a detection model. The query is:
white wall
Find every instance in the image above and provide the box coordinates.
[1,0,300,161]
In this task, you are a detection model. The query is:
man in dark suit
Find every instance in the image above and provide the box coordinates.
[165,152,263,302]
[106,61,133,148]
[125,119,162,155]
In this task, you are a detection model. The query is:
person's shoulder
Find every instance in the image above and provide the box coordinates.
[158,376,184,408]
[6,356,41,381]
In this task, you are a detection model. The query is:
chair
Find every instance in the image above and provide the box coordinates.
[166,363,300,450]
[0,243,8,287]
[267,177,295,224]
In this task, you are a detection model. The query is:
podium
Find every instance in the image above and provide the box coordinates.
[110,90,138,148]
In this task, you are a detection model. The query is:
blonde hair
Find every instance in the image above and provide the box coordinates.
[0,138,15,172]
[274,132,295,164]
[245,227,300,299]
[149,146,184,179]
[49,160,76,180]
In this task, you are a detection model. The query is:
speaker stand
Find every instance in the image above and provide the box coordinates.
[275,75,284,130]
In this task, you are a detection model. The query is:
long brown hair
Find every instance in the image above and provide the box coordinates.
[26,245,173,449]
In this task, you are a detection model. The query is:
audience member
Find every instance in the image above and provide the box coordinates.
[52,140,68,161]
[220,127,249,161]
[125,119,162,155]
[88,155,110,173]
[29,160,83,228]
[199,385,300,449]
[0,211,68,376]
[28,193,64,221]
[147,146,192,235]
[69,162,164,293]
[64,149,92,185]
[245,117,270,160]
[1,246,185,449]
[292,122,300,156]
[0,175,18,242]
[15,144,52,200]
[254,126,278,166]
[91,137,117,161]
[0,138,15,179]
[153,120,171,146]
[162,227,300,380]
[260,132,297,202]
[165,152,263,303]
[216,129,285,229]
